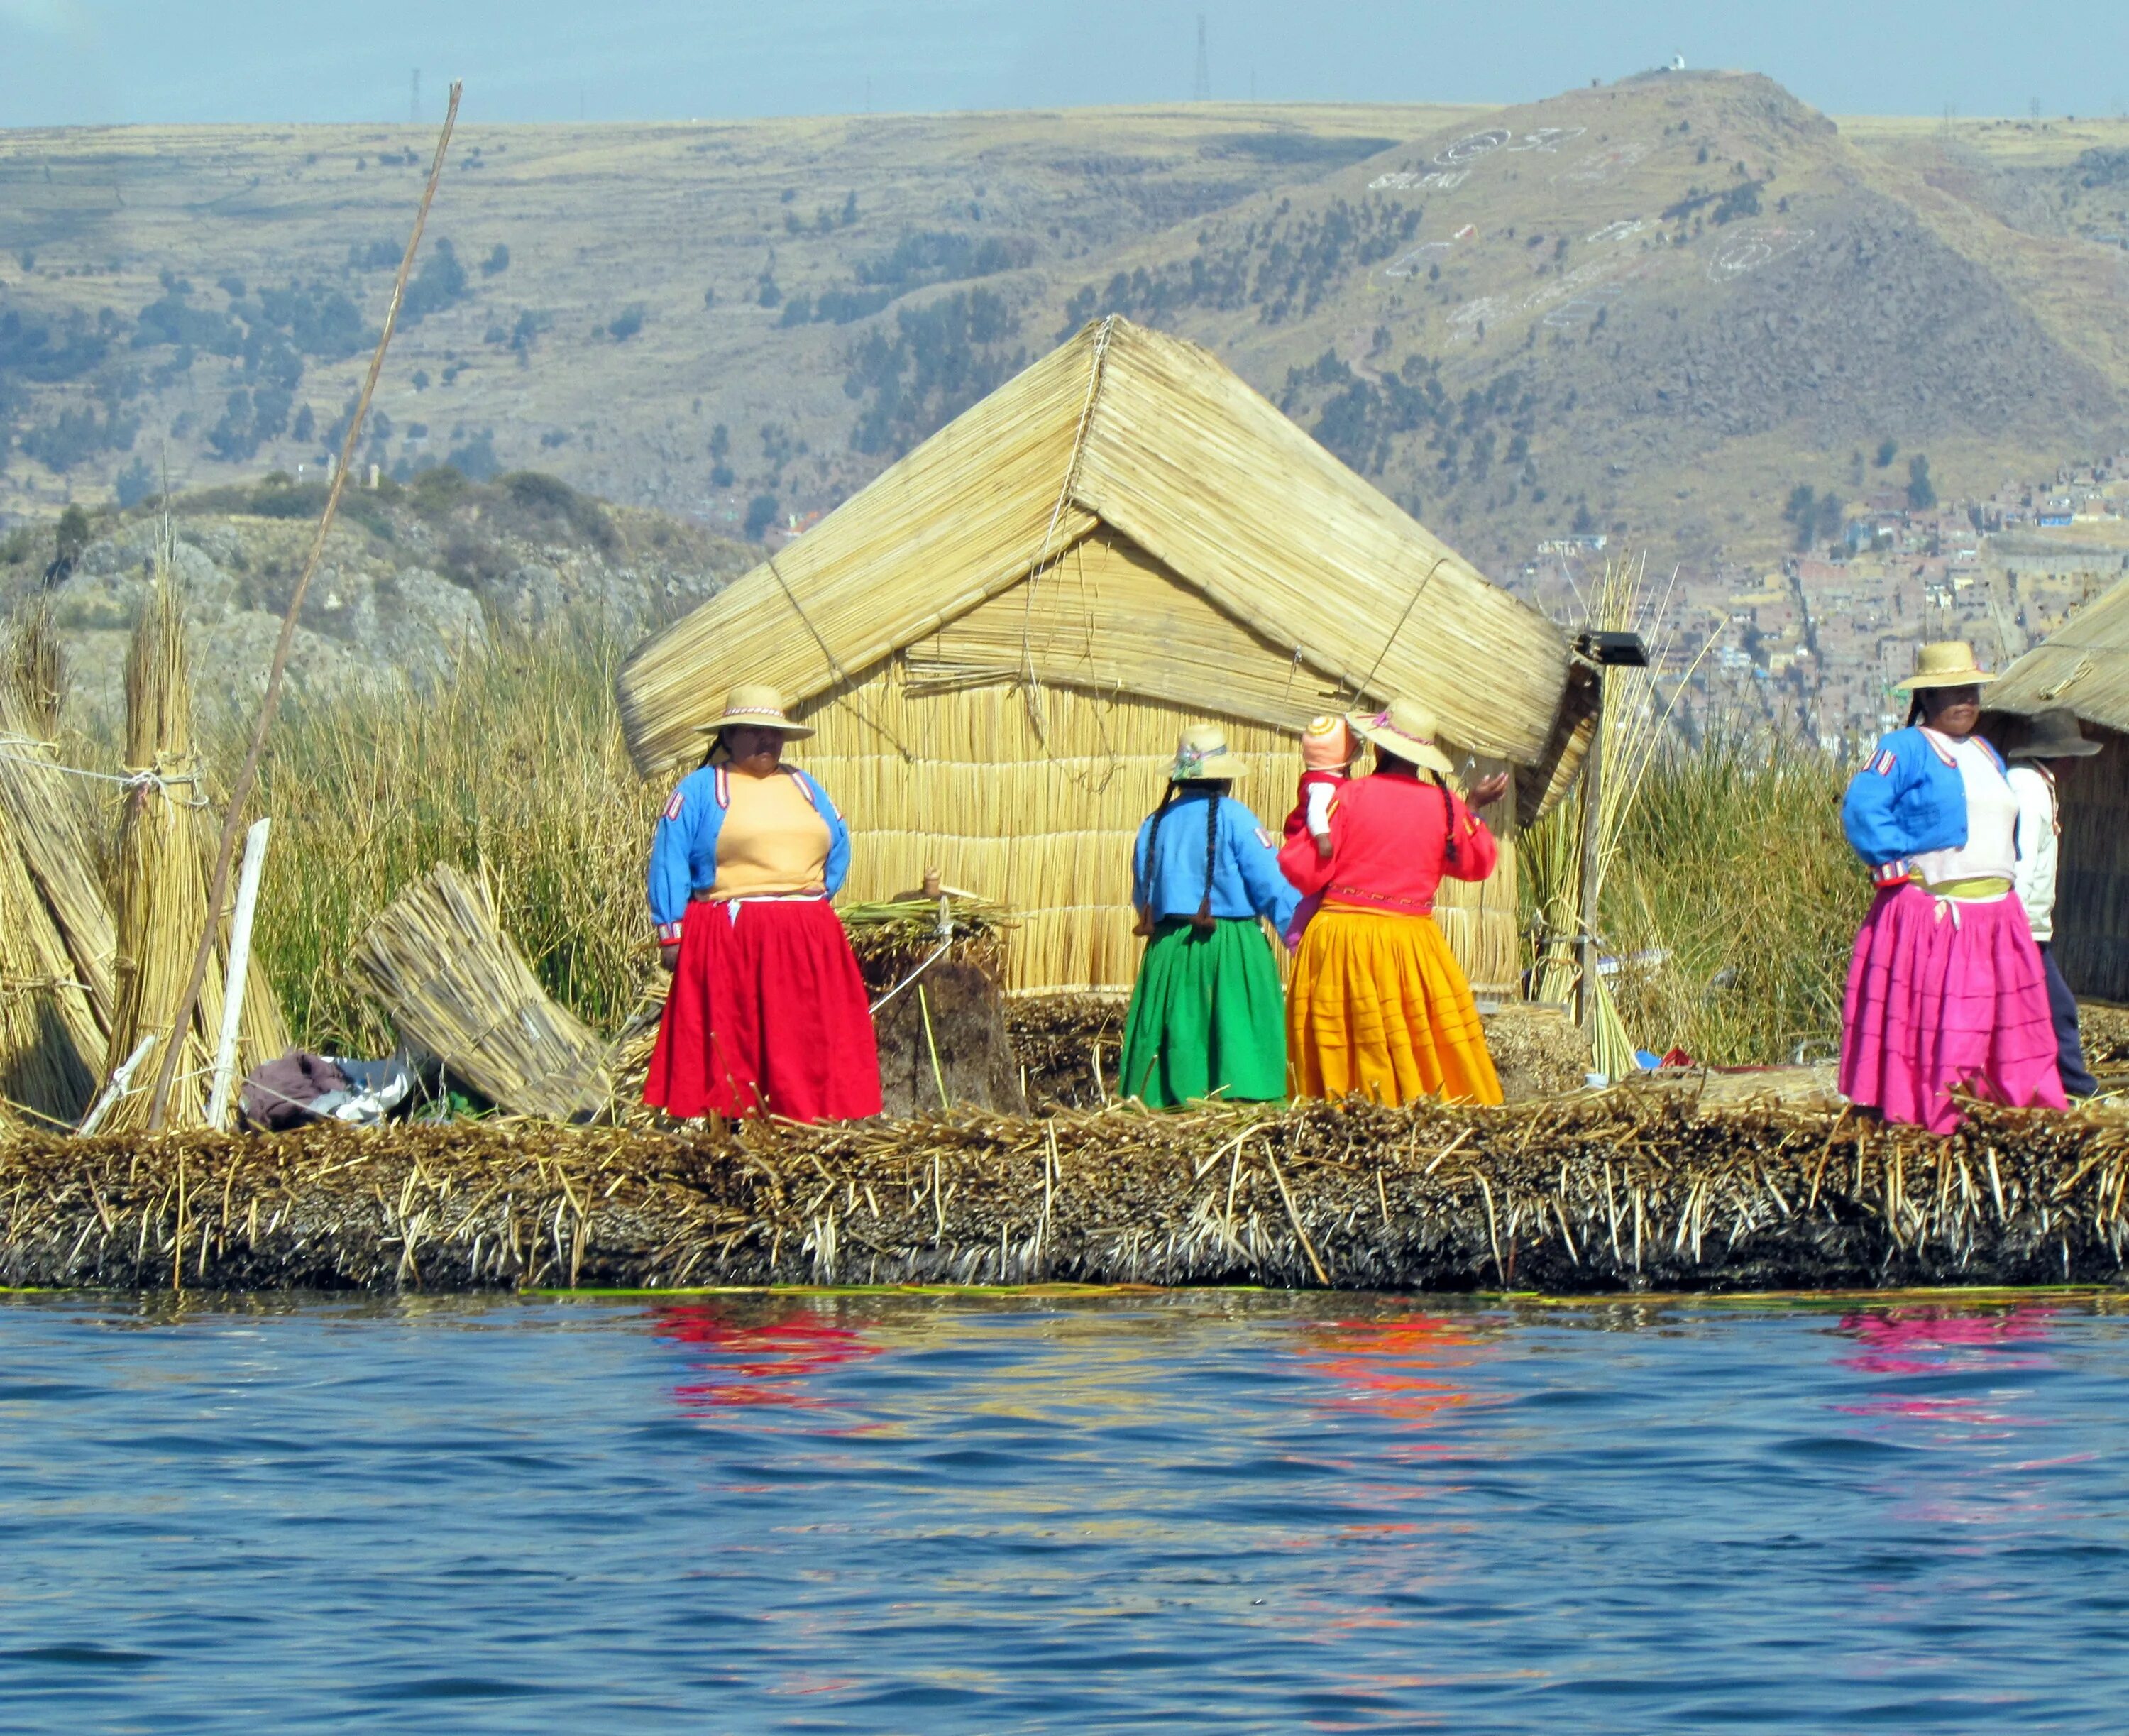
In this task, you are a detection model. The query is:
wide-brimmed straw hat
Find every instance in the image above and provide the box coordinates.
[1892,641,1997,694]
[1167,723,1248,783]
[697,683,813,738]
[2008,706,2101,760]
[1347,697,1455,776]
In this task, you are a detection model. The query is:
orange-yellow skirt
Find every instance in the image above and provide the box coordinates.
[1287,905,1503,1106]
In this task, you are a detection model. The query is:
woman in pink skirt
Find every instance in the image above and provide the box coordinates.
[1839,641,2064,1133]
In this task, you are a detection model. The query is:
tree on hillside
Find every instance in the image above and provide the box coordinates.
[1783,483,1818,550]
[1875,436,1898,469]
[744,493,780,539]
[1907,454,1936,510]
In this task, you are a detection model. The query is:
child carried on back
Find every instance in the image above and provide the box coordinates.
[1280,714,1355,945]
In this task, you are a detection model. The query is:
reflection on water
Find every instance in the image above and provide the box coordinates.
[2,1287,2126,1732]
[653,1303,884,1412]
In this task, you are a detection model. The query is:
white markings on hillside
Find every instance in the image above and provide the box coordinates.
[1585,218,1646,244]
[1705,224,1816,282]
[1384,241,1457,278]
[1369,168,1470,192]
[1555,141,1651,185]
[1503,127,1585,153]
[1448,257,1646,343]
[1434,129,1511,165]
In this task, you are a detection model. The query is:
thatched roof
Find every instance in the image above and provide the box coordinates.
[618,317,1575,778]
[1991,572,2129,732]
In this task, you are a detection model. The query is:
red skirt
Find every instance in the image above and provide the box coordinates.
[645,899,882,1123]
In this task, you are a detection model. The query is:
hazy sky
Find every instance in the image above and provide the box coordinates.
[4,0,2125,128]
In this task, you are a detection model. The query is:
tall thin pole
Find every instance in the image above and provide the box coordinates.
[1575,679,1606,1034]
[145,82,461,1131]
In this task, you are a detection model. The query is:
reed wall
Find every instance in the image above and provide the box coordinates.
[793,654,1520,997]
[2056,723,2129,1002]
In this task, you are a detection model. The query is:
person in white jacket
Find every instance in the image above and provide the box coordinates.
[2008,707,2101,1098]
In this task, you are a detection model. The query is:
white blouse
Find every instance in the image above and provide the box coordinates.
[1910,731,2018,891]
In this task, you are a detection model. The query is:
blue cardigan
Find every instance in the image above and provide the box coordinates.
[1841,727,2008,888]
[1132,791,1299,930]
[647,764,851,941]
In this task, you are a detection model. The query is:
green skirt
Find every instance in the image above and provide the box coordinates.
[1118,917,1287,1109]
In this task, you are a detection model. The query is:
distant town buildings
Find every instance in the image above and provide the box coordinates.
[1521,447,2129,751]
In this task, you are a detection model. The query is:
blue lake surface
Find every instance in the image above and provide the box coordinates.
[1,1287,2127,1732]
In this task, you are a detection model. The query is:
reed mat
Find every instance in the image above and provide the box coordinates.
[5,1096,2128,1295]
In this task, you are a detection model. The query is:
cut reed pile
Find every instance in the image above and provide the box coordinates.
[7,1096,2127,1293]
[353,862,613,1122]
[99,568,288,1131]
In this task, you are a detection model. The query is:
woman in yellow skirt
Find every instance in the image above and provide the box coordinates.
[1277,698,1507,1106]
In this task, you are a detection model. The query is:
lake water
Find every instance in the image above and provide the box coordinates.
[2,1287,2126,1732]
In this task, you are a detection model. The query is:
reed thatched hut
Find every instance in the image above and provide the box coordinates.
[1988,572,2129,999]
[619,317,1585,996]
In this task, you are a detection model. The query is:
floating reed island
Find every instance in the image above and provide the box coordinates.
[6,1093,2129,1295]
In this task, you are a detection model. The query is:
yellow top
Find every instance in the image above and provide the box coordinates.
[710,769,831,899]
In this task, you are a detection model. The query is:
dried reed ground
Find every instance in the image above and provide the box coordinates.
[5,1095,2127,1295]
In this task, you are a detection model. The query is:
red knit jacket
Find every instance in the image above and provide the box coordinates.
[1277,764,1498,915]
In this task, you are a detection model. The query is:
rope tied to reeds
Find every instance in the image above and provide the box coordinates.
[0,736,208,806]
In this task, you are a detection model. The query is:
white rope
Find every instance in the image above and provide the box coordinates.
[0,736,210,806]
[868,940,954,1018]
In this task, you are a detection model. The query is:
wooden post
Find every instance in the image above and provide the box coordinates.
[205,818,271,1132]
[1575,676,1606,1033]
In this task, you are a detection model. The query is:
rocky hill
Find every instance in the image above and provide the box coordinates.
[0,471,755,724]
[1,79,2126,586]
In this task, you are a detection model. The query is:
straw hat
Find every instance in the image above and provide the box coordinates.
[1347,697,1454,776]
[1167,723,1248,782]
[697,683,813,738]
[2007,707,2101,760]
[1892,641,1997,694]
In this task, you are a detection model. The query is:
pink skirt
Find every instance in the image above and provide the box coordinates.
[1838,884,2064,1134]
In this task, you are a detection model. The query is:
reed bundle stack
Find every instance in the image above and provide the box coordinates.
[99,573,289,1132]
[7,1096,2129,1294]
[352,862,612,1122]
[618,317,1585,999]
[0,605,114,1124]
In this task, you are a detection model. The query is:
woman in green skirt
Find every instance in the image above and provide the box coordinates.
[1118,723,1300,1108]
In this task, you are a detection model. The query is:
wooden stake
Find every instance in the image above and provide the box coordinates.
[147,82,462,1129]
[204,818,270,1132]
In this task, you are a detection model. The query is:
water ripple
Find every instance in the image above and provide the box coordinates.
[1,1290,2127,1731]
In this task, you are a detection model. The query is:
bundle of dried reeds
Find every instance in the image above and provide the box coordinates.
[352,862,614,1122]
[6,1094,2128,1294]
[99,571,289,1131]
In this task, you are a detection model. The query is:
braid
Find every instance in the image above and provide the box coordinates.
[1194,786,1219,931]
[1432,771,1460,868]
[1134,784,1180,935]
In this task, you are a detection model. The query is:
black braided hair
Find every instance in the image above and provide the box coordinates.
[1138,784,1180,930]
[1194,780,1221,931]
[1140,781,1226,932]
[1903,692,1925,728]
[1430,770,1460,869]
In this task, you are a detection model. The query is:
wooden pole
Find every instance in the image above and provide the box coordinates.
[1575,675,1606,1035]
[145,82,461,1130]
[204,818,271,1132]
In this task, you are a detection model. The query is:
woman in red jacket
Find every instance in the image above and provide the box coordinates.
[1278,698,1509,1106]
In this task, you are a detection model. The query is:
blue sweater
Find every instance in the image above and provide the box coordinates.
[1132,791,1300,930]
[1842,727,2008,887]
[647,764,851,941]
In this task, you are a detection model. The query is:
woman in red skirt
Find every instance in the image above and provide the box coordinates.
[643,683,881,1121]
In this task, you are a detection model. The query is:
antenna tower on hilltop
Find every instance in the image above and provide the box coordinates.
[1194,14,1211,102]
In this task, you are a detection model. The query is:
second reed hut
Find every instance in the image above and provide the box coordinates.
[1989,572,2129,1000]
[619,317,1585,996]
